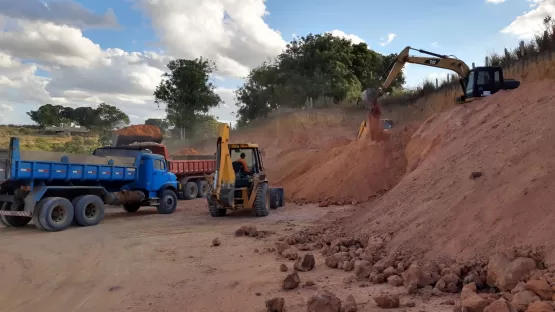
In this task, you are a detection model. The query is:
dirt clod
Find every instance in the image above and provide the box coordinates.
[373,294,400,309]
[211,238,221,247]
[294,253,315,272]
[282,271,300,290]
[279,264,288,272]
[265,297,285,312]
[341,294,357,312]
[307,290,342,312]
[235,225,258,237]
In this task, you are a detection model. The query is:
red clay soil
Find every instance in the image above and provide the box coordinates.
[174,147,200,155]
[269,125,415,205]
[328,79,555,264]
[116,125,163,139]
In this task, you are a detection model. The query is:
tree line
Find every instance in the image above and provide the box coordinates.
[27,32,405,137]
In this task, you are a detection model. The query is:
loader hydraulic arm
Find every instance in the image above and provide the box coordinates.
[212,123,235,201]
[371,46,471,101]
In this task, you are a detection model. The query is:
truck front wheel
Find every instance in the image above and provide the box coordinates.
[73,195,105,227]
[38,197,74,232]
[158,189,177,214]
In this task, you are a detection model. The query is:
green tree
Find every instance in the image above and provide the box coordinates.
[95,103,130,130]
[154,58,222,139]
[234,33,406,125]
[27,104,73,127]
[145,118,170,132]
[71,106,100,129]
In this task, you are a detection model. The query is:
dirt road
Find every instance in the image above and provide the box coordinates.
[0,201,453,312]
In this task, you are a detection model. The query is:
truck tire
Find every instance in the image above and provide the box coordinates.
[269,188,280,210]
[207,197,226,217]
[32,199,49,231]
[1,201,31,227]
[184,182,198,200]
[71,195,85,225]
[254,182,270,217]
[157,189,177,214]
[123,202,141,213]
[73,195,105,227]
[38,197,74,232]
[196,180,210,198]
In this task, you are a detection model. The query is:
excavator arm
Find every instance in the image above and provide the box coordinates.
[363,46,471,103]
[210,123,236,206]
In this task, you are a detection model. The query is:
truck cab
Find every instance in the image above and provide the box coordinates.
[92,147,178,201]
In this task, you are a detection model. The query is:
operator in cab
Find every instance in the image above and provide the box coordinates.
[237,152,251,174]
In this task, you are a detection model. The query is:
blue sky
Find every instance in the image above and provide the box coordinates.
[0,0,548,125]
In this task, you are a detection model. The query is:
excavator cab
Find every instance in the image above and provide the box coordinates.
[456,66,521,103]
[206,123,285,218]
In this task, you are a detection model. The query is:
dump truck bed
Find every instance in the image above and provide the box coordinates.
[168,158,215,176]
[0,143,138,184]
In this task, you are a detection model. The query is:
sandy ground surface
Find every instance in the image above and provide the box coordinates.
[0,200,454,312]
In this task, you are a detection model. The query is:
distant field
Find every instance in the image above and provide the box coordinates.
[0,126,100,153]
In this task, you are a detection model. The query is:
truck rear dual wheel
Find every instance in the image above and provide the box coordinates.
[254,183,270,217]
[72,195,105,227]
[183,182,198,200]
[1,202,32,227]
[36,197,75,232]
[196,180,210,198]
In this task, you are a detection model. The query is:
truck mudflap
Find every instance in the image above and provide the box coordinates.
[0,148,8,182]
[0,210,31,217]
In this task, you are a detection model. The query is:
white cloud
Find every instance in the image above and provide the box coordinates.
[501,0,555,38]
[486,0,506,3]
[379,33,397,46]
[431,42,439,48]
[136,0,287,78]
[0,0,258,125]
[327,29,365,44]
[0,0,119,29]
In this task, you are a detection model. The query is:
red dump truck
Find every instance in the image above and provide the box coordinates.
[110,137,215,200]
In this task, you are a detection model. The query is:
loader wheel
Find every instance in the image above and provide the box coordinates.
[73,195,105,227]
[207,197,227,217]
[269,188,280,210]
[1,201,31,227]
[254,182,270,217]
[157,189,177,214]
[196,180,210,198]
[184,182,198,200]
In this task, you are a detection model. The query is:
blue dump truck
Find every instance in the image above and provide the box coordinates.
[0,137,179,232]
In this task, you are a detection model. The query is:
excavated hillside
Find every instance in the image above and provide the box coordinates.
[206,109,417,204]
[326,79,555,264]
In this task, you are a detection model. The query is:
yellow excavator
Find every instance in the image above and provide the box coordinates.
[205,123,284,217]
[357,46,521,138]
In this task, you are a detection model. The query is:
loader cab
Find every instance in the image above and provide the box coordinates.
[229,144,264,176]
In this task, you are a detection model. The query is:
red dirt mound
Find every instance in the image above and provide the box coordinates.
[174,147,200,155]
[116,125,163,139]
[269,126,415,205]
[330,79,555,264]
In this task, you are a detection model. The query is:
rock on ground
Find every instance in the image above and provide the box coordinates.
[525,301,554,312]
[484,299,517,312]
[373,294,400,309]
[265,297,285,312]
[307,290,342,312]
[294,253,315,272]
[211,237,221,246]
[282,271,300,290]
[279,264,288,272]
[341,294,357,312]
[487,254,537,291]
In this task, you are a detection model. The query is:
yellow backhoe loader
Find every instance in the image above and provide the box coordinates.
[357,46,521,138]
[205,123,285,217]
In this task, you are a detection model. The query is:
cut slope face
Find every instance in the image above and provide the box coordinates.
[335,79,555,263]
[216,109,415,204]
